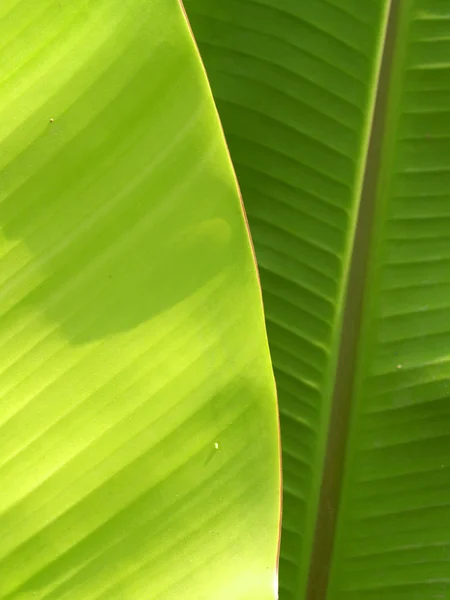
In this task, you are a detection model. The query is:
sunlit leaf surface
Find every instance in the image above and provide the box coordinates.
[0,1,280,599]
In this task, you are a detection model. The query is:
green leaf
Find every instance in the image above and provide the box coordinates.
[0,2,280,599]
[184,0,450,599]
[183,0,389,597]
[328,3,450,599]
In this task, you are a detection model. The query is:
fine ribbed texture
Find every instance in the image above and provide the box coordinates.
[183,1,388,597]
[328,2,450,599]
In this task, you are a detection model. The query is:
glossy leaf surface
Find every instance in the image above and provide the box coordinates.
[0,1,280,599]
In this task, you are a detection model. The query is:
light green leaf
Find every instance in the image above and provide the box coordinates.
[0,2,280,599]
[184,0,450,599]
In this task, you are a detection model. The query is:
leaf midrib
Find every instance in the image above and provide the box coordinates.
[303,2,400,599]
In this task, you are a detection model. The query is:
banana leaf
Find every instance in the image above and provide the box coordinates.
[0,2,280,599]
[184,1,450,599]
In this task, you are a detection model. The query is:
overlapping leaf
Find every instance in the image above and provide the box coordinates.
[0,1,280,599]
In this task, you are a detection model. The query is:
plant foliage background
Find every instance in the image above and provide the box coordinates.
[185,1,450,599]
[1,1,450,600]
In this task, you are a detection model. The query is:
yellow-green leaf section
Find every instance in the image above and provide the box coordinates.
[0,1,280,599]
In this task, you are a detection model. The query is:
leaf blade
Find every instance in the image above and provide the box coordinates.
[328,3,450,599]
[0,1,280,599]
[183,1,390,598]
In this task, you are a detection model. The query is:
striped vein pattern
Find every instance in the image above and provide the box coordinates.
[328,2,450,599]
[0,1,280,599]
[183,1,387,598]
